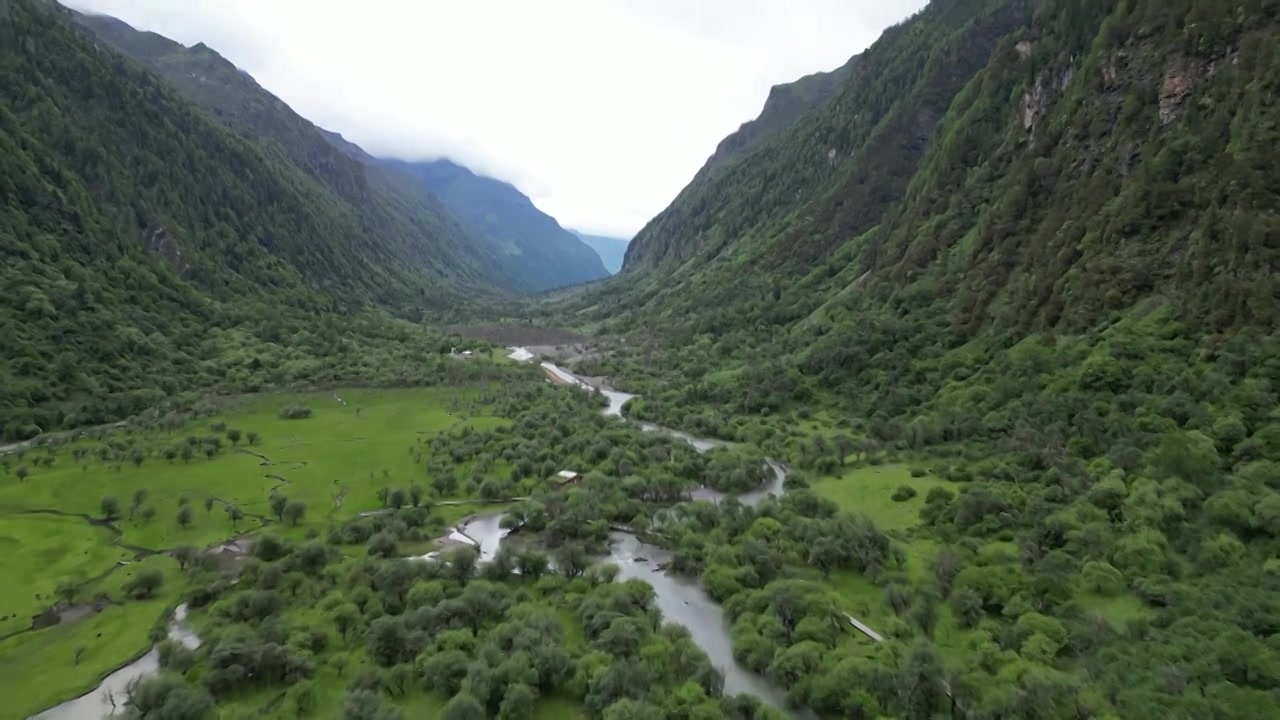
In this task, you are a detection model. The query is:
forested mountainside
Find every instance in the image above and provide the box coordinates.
[0,0,490,439]
[699,54,860,177]
[382,159,610,292]
[557,0,1280,716]
[71,10,524,294]
[571,231,630,274]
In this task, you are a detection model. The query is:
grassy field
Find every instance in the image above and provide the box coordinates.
[0,386,506,553]
[811,463,958,531]
[0,554,181,719]
[0,514,130,636]
[0,385,510,717]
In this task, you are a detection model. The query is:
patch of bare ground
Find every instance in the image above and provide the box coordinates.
[444,324,588,346]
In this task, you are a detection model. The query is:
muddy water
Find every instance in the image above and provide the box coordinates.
[31,605,199,720]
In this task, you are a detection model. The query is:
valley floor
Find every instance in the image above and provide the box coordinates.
[0,384,514,718]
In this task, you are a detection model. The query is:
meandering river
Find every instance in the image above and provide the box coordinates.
[538,358,804,714]
[31,605,199,720]
[32,353,806,719]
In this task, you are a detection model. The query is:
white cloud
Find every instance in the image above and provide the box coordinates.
[63,0,926,237]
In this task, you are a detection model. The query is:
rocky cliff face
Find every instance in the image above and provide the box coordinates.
[608,0,1277,337]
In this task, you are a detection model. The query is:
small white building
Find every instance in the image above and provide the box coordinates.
[555,470,583,485]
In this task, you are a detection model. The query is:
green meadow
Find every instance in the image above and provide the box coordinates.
[811,463,957,531]
[0,554,182,718]
[0,513,130,634]
[813,463,1150,659]
[0,384,508,717]
[0,386,507,551]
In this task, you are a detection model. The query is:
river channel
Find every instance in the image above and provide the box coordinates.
[32,353,804,719]
[31,605,199,720]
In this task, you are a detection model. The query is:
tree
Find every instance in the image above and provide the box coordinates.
[601,699,666,720]
[368,532,398,559]
[203,497,215,516]
[833,434,857,466]
[340,689,403,720]
[284,500,306,526]
[285,680,317,718]
[246,431,260,446]
[409,484,424,507]
[270,494,288,521]
[555,543,590,578]
[226,504,245,528]
[367,617,410,666]
[897,639,947,720]
[227,428,242,446]
[130,448,145,468]
[180,445,194,463]
[131,488,148,518]
[389,488,407,509]
[100,496,121,522]
[140,506,157,524]
[177,504,193,529]
[440,692,486,720]
[124,568,164,600]
[172,546,197,571]
[376,487,391,507]
[808,538,844,578]
[121,672,214,719]
[498,684,537,720]
[15,464,28,482]
[448,546,480,583]
[516,551,549,580]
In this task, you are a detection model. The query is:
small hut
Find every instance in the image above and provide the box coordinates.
[554,470,583,486]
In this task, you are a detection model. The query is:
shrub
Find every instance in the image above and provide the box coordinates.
[891,485,919,502]
[279,405,313,420]
[909,467,928,478]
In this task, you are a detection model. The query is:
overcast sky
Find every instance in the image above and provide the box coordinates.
[64,0,925,238]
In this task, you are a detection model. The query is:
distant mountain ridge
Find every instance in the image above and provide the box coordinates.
[72,10,609,295]
[381,158,609,292]
[571,231,630,274]
[1,0,503,436]
[70,9,524,298]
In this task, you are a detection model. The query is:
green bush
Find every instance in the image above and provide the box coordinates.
[891,485,918,502]
[279,405,313,420]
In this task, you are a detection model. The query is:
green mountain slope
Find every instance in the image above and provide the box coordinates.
[70,10,521,295]
[382,158,610,292]
[0,0,484,438]
[699,54,860,177]
[563,0,1280,716]
[571,231,630,274]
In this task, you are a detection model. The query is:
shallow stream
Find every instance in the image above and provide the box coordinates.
[32,352,804,718]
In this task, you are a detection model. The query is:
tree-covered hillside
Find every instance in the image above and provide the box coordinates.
[0,0,494,438]
[550,0,1280,716]
[70,10,523,295]
[698,53,860,178]
[383,158,610,292]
